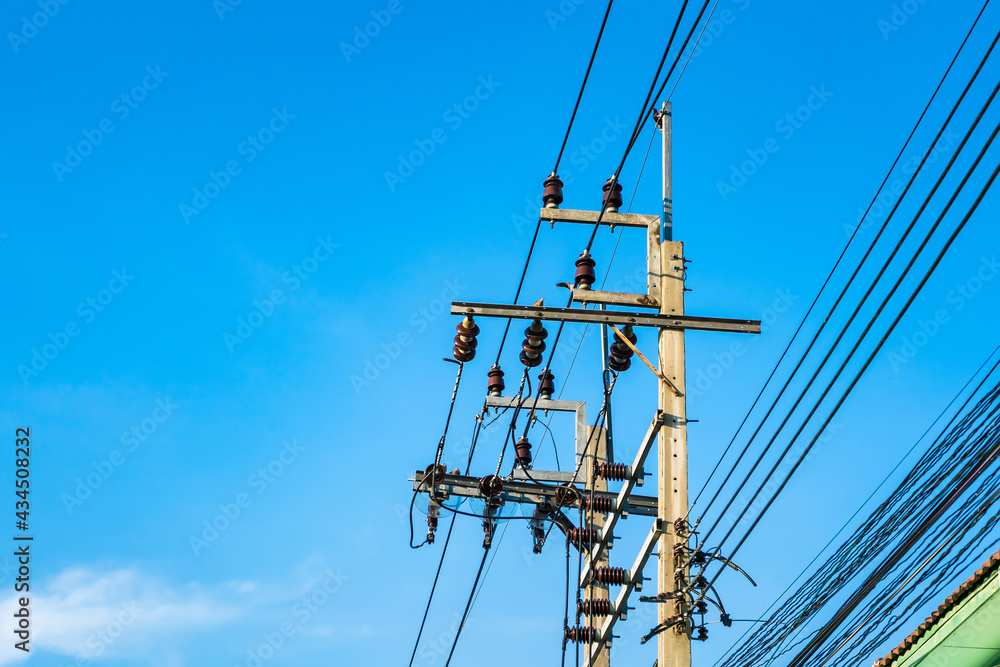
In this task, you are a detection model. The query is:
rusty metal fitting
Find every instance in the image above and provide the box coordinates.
[602,177,623,212]
[515,436,533,467]
[574,251,596,290]
[543,173,564,209]
[538,370,555,400]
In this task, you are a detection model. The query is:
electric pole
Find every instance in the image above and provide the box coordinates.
[409,102,760,666]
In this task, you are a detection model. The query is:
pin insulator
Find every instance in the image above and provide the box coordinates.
[538,370,555,400]
[478,474,503,498]
[608,324,637,372]
[554,484,580,507]
[696,626,709,641]
[543,173,564,209]
[597,461,631,482]
[515,436,533,467]
[487,365,505,397]
[674,518,691,535]
[695,601,708,614]
[453,315,480,362]
[564,626,596,644]
[423,464,447,487]
[574,251,596,290]
[578,599,612,617]
[519,319,548,368]
[592,566,629,586]
[602,177,623,212]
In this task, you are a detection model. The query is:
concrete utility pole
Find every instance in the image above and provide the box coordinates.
[656,102,691,667]
[410,101,759,666]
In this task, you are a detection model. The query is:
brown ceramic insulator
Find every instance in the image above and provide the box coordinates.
[592,567,629,586]
[613,325,637,349]
[543,173,564,208]
[602,177,623,211]
[453,345,476,363]
[538,370,555,400]
[519,350,543,368]
[578,599,611,617]
[608,354,632,372]
[569,527,599,547]
[423,464,447,487]
[487,365,505,396]
[455,316,480,338]
[597,462,631,482]
[521,338,547,355]
[453,333,478,351]
[564,626,596,644]
[582,494,614,513]
[574,252,596,290]
[524,320,548,340]
[553,484,580,507]
[514,436,533,467]
[478,474,503,497]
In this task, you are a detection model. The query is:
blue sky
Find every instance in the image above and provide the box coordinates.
[1,0,999,665]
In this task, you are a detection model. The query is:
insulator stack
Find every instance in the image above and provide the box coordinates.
[538,370,555,400]
[696,626,709,641]
[478,474,503,498]
[564,626,596,644]
[569,527,599,547]
[608,324,637,372]
[582,494,615,513]
[574,251,596,290]
[578,599,612,617]
[453,315,480,362]
[543,173,564,209]
[602,177,623,213]
[487,365,505,397]
[597,462,632,482]
[694,601,708,614]
[554,484,580,507]
[520,319,548,368]
[515,436,533,468]
[592,567,630,586]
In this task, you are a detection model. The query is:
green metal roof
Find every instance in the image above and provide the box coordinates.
[875,551,1000,667]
